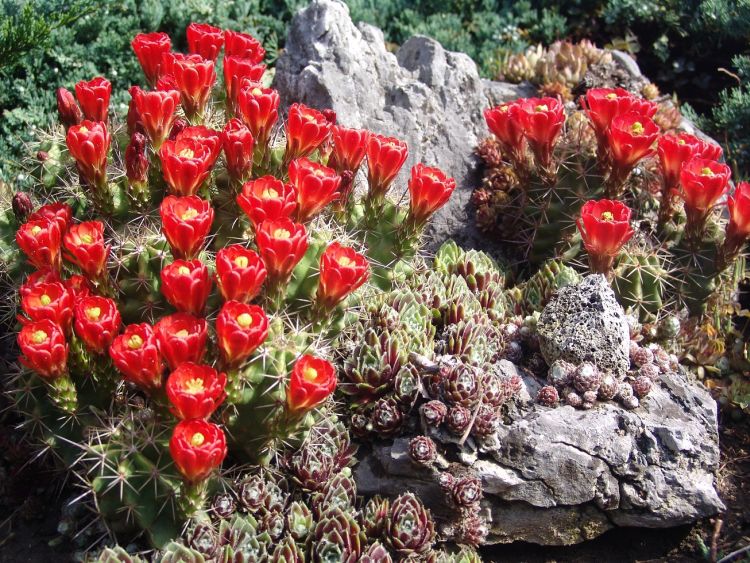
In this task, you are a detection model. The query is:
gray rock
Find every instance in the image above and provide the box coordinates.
[537,274,631,377]
[274,0,534,255]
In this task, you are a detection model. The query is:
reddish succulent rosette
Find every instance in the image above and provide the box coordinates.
[223,56,266,112]
[132,87,180,149]
[221,118,255,182]
[28,202,72,235]
[284,103,332,160]
[160,196,214,259]
[658,133,723,193]
[582,88,657,142]
[316,243,370,309]
[169,419,227,484]
[517,97,565,168]
[237,176,297,227]
[679,157,731,213]
[576,199,634,273]
[607,112,660,172]
[57,87,82,129]
[73,295,121,354]
[407,163,457,225]
[160,259,212,316]
[109,323,164,391]
[66,120,111,187]
[155,313,208,370]
[166,362,227,420]
[20,281,74,331]
[286,355,337,414]
[75,77,111,122]
[366,133,409,198]
[329,126,369,172]
[483,101,525,158]
[255,219,308,282]
[18,319,68,379]
[215,245,267,302]
[171,53,216,119]
[63,221,110,280]
[160,127,221,196]
[288,158,341,222]
[236,83,279,145]
[728,182,750,239]
[223,30,265,62]
[16,218,62,271]
[216,301,269,367]
[131,32,172,86]
[187,23,224,61]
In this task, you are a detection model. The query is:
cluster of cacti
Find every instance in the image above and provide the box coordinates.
[3,22,462,553]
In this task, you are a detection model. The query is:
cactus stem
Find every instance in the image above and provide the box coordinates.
[47,374,78,414]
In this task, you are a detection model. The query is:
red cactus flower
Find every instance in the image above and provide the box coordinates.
[155,313,208,370]
[223,56,266,114]
[329,126,369,173]
[483,101,526,161]
[407,163,457,226]
[216,301,268,367]
[171,53,216,120]
[63,275,92,301]
[284,103,332,161]
[109,323,164,391]
[582,88,657,144]
[156,73,179,92]
[159,127,221,196]
[679,157,731,236]
[56,87,82,129]
[288,158,341,222]
[658,133,723,194]
[255,219,308,283]
[160,196,214,259]
[236,82,279,148]
[170,419,227,483]
[223,30,265,62]
[187,23,224,61]
[518,97,565,170]
[18,320,68,379]
[66,120,110,188]
[286,354,337,414]
[63,221,110,280]
[126,132,149,189]
[607,112,659,173]
[16,218,62,271]
[316,243,369,310]
[728,182,750,239]
[237,176,297,227]
[75,77,111,122]
[28,202,72,235]
[160,259,212,316]
[366,133,409,200]
[73,296,121,354]
[20,281,74,331]
[166,362,226,420]
[132,32,172,86]
[221,118,255,183]
[19,268,60,300]
[576,199,634,274]
[132,87,180,149]
[215,245,267,303]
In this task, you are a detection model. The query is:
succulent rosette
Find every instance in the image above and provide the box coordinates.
[214,245,267,303]
[166,362,227,420]
[18,320,69,379]
[286,355,337,414]
[160,259,212,316]
[73,296,121,354]
[237,176,297,227]
[155,313,208,370]
[169,419,227,483]
[216,301,269,367]
[109,323,165,391]
[385,493,435,556]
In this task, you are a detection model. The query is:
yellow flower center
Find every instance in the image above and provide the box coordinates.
[190,432,205,447]
[535,104,549,112]
[184,377,205,394]
[606,93,618,100]
[304,113,316,122]
[40,294,51,306]
[237,313,253,328]
[31,225,42,236]
[179,148,195,159]
[81,233,93,244]
[630,122,644,135]
[678,139,686,145]
[600,211,615,222]
[701,167,714,177]
[261,187,279,199]
[176,329,190,338]
[86,307,101,321]
[500,105,509,113]
[303,366,319,382]
[337,256,353,267]
[251,87,263,96]
[79,126,89,134]
[127,334,143,350]
[32,330,48,344]
[178,265,191,275]
[181,208,198,220]
[234,256,249,268]
[273,228,291,240]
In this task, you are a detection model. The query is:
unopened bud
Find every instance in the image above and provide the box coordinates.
[56,87,82,129]
[12,192,33,223]
[169,118,188,141]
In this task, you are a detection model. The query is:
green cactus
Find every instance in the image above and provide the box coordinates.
[612,251,670,322]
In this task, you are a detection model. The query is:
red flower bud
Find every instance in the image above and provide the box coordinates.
[728,182,750,239]
[20,281,74,331]
[223,30,265,62]
[679,157,731,213]
[73,295,121,354]
[518,97,565,169]
[19,268,60,300]
[284,103,332,160]
[187,23,224,61]
[255,219,308,283]
[160,127,221,196]
[366,133,408,199]
[16,218,62,271]
[12,192,33,223]
[329,126,369,173]
[132,87,180,149]
[63,274,92,301]
[160,196,214,259]
[28,202,72,234]
[221,118,255,183]
[658,133,723,193]
[166,362,226,420]
[223,56,265,114]
[75,77,111,122]
[316,242,369,310]
[155,312,208,370]
[576,199,634,273]
[131,32,172,86]
[215,244,267,302]
[66,120,110,188]
[56,87,83,129]
[607,112,660,173]
[216,301,268,367]
[169,118,188,141]
[109,323,164,391]
[581,88,656,143]
[169,419,227,483]
[288,157,341,222]
[171,53,216,119]
[126,132,149,187]
[160,259,212,316]
[18,319,68,379]
[236,82,279,146]
[484,101,525,159]
[126,86,143,136]
[63,221,109,280]
[286,354,337,414]
[237,176,297,227]
[407,163,457,225]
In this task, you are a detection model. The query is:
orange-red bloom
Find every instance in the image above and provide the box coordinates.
[223,57,266,114]
[18,319,68,379]
[658,133,723,194]
[160,127,221,196]
[169,419,227,484]
[63,221,109,280]
[483,101,525,160]
[216,301,268,367]
[284,103,332,161]
[329,126,369,173]
[728,182,750,239]
[236,82,279,147]
[407,163,456,225]
[132,87,180,149]
[155,313,208,370]
[160,196,214,259]
[316,243,369,310]
[237,176,297,227]
[66,120,110,188]
[20,281,74,331]
[255,219,308,282]
[19,268,60,300]
[131,32,172,87]
[215,245,267,303]
[223,30,265,62]
[187,23,224,61]
[73,295,121,354]
[16,218,62,271]
[28,202,72,235]
[109,323,164,391]
[75,77,111,122]
[679,157,731,213]
[518,97,565,169]
[166,362,226,420]
[56,87,82,129]
[171,53,216,120]
[286,355,337,414]
[576,199,634,273]
[366,133,408,199]
[160,259,211,316]
[288,158,341,222]
[582,88,656,144]
[607,112,659,173]
[221,118,255,183]
[63,274,92,301]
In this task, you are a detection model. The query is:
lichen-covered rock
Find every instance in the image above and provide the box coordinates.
[537,274,631,377]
